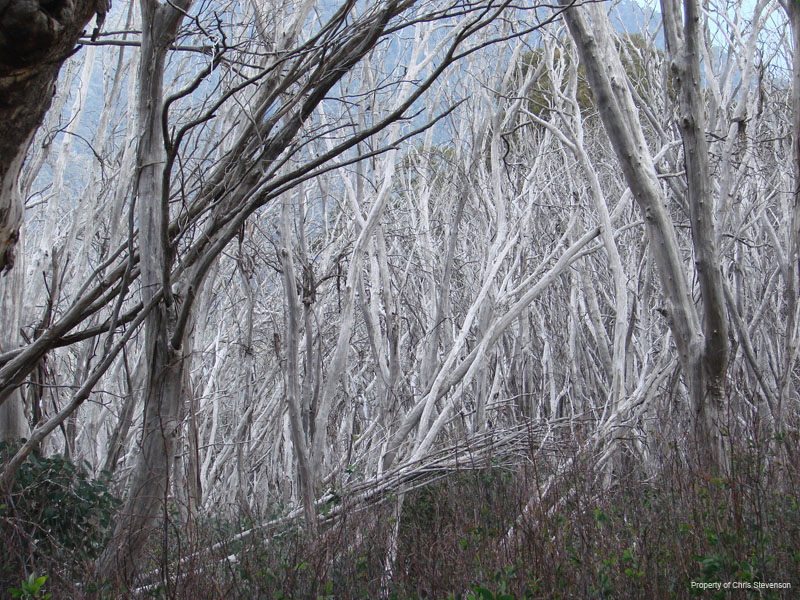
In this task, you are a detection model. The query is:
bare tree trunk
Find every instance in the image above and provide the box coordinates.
[0,268,27,441]
[96,0,192,580]
[101,308,186,580]
[783,0,800,435]
[562,0,729,472]
[279,190,317,533]
[661,0,730,470]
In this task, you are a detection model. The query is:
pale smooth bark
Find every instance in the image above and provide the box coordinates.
[97,0,193,579]
[0,264,28,442]
[562,0,730,470]
[661,0,730,469]
[782,0,800,434]
[279,189,317,531]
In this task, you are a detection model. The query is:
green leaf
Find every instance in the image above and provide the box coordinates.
[33,574,48,591]
[622,548,633,563]
[471,585,495,600]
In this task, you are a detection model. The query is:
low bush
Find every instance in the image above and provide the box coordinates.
[159,430,798,599]
[0,440,121,596]
[2,425,798,599]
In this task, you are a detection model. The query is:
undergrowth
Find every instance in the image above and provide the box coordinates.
[0,440,121,597]
[1,425,798,599]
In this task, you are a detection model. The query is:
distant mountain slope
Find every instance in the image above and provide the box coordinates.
[609,0,665,47]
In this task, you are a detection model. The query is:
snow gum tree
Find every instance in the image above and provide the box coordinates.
[0,0,567,582]
[0,0,798,589]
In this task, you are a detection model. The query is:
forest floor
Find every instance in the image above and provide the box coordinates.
[3,421,798,599]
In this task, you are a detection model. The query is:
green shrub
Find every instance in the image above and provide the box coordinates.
[9,573,51,599]
[0,440,121,591]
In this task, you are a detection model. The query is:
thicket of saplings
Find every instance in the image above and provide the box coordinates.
[1,414,798,599]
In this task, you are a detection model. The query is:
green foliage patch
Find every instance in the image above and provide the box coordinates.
[0,440,121,594]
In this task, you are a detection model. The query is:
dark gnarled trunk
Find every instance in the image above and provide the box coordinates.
[0,0,106,270]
